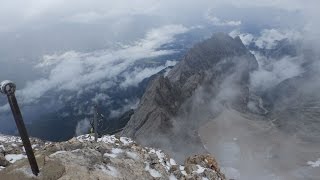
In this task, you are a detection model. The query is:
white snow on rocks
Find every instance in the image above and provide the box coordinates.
[147,148,172,170]
[195,165,205,174]
[0,134,226,179]
[169,174,178,180]
[120,137,133,145]
[126,151,139,160]
[170,158,177,165]
[5,154,27,163]
[0,166,5,171]
[103,148,124,158]
[76,134,131,145]
[0,145,5,151]
[180,166,187,176]
[0,135,22,143]
[145,162,162,178]
[76,134,95,142]
[98,135,118,144]
[307,158,320,167]
[111,148,123,154]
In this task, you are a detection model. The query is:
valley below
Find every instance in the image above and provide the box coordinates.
[199,108,320,179]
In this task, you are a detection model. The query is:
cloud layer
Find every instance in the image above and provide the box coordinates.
[15,25,188,105]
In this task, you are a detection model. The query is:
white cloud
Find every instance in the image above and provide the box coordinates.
[0,0,319,31]
[75,118,90,136]
[109,99,139,118]
[229,30,254,46]
[205,10,241,26]
[255,29,301,49]
[15,25,188,104]
[92,93,110,103]
[250,52,304,91]
[230,29,302,49]
[120,60,177,88]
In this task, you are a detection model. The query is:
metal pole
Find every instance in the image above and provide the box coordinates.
[93,105,98,142]
[0,80,39,176]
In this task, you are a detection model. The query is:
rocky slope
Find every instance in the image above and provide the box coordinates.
[121,33,320,179]
[0,134,225,180]
[121,33,258,160]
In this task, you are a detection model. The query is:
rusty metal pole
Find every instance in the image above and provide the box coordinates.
[0,80,39,176]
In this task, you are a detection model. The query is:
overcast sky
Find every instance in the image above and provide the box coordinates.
[0,0,319,107]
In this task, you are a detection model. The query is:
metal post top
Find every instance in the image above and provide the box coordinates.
[0,80,16,95]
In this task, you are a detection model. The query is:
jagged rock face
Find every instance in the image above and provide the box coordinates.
[122,33,258,161]
[0,134,225,180]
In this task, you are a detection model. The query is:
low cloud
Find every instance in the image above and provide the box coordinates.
[250,53,304,91]
[229,28,305,92]
[13,25,188,105]
[109,99,139,118]
[230,29,302,49]
[75,118,90,136]
[229,30,254,46]
[255,29,301,49]
[120,60,177,88]
[205,9,241,26]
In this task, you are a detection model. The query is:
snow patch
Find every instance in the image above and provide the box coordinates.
[195,165,205,174]
[170,158,177,165]
[76,134,129,145]
[98,135,117,144]
[111,148,123,154]
[180,166,187,176]
[0,145,5,151]
[0,135,22,143]
[76,134,95,142]
[126,151,139,160]
[145,162,162,178]
[120,137,134,145]
[5,154,27,163]
[169,174,178,180]
[0,166,5,171]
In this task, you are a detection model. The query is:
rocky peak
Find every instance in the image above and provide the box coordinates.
[0,134,225,180]
[167,33,256,85]
[121,33,258,161]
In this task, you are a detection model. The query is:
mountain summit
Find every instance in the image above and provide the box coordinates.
[0,134,225,179]
[122,33,258,161]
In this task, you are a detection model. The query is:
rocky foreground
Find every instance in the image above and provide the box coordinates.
[0,134,225,180]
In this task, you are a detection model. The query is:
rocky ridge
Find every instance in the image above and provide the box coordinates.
[121,33,258,160]
[0,134,225,180]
